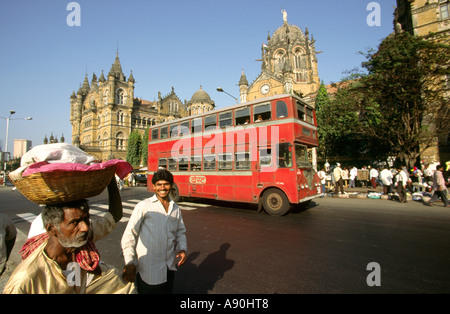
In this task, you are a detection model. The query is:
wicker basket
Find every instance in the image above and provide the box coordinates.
[9,166,116,205]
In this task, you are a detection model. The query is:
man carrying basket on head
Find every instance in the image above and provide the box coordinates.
[3,177,135,294]
[3,143,136,294]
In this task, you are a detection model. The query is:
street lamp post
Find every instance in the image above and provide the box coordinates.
[1,110,33,183]
[216,87,238,103]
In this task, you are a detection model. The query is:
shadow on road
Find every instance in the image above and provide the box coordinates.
[174,243,234,294]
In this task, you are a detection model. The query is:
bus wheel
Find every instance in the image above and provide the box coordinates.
[170,183,181,202]
[263,188,290,216]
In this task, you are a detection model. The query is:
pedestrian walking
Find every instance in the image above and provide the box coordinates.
[395,166,408,203]
[318,167,326,196]
[121,169,187,294]
[380,166,393,194]
[427,164,448,207]
[333,163,344,195]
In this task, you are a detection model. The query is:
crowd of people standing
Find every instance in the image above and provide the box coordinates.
[317,161,450,206]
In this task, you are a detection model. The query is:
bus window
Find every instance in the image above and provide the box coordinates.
[219,111,233,128]
[160,126,168,139]
[259,148,272,167]
[218,153,232,170]
[169,124,178,138]
[235,107,250,125]
[306,107,314,124]
[151,128,159,140]
[297,101,305,121]
[235,152,250,170]
[179,156,189,171]
[276,101,288,118]
[203,155,216,170]
[277,143,293,168]
[168,158,177,171]
[192,118,203,134]
[254,103,271,122]
[191,156,202,171]
[295,144,310,168]
[180,121,190,136]
[158,158,168,169]
[205,114,217,131]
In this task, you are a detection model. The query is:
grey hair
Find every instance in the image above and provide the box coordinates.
[42,199,89,230]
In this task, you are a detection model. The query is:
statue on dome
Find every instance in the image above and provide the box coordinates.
[281,8,287,23]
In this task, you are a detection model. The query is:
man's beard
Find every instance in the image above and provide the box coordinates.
[57,232,89,248]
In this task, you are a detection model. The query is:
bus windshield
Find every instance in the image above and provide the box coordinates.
[295,144,311,168]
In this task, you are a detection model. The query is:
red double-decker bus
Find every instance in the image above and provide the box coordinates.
[147,93,322,216]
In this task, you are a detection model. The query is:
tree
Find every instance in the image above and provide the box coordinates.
[140,127,149,167]
[351,33,449,168]
[126,130,142,166]
[315,81,390,161]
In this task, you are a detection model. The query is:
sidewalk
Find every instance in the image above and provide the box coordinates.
[324,184,434,202]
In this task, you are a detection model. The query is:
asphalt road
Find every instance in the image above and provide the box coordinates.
[1,185,450,294]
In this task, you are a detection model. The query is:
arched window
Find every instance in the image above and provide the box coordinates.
[103,89,109,105]
[116,89,124,105]
[116,132,125,150]
[117,110,124,125]
[274,50,286,73]
[103,131,108,147]
[293,47,307,82]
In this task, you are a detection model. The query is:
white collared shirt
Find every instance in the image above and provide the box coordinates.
[121,194,187,285]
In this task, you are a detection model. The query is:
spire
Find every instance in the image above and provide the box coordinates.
[128,70,135,83]
[239,69,248,86]
[98,70,106,82]
[108,50,124,79]
[81,74,90,94]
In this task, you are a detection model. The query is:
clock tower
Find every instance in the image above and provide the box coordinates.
[239,10,320,104]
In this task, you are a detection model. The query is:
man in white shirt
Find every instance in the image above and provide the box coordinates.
[121,169,187,294]
[333,163,344,195]
[318,167,326,195]
[369,166,379,189]
[380,167,393,194]
[349,166,358,188]
[395,166,408,203]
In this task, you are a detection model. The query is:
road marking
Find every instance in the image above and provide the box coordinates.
[13,213,37,223]
[179,202,211,208]
[178,206,197,211]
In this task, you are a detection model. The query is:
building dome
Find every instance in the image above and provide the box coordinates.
[189,86,214,105]
[188,85,215,115]
[269,22,306,46]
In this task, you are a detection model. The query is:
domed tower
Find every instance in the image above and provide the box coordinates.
[187,86,215,115]
[245,10,320,102]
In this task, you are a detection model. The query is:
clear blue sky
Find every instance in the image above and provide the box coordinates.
[0,0,396,154]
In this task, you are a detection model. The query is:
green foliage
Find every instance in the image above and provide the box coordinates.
[318,32,449,167]
[357,32,450,166]
[126,130,142,166]
[141,127,149,167]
